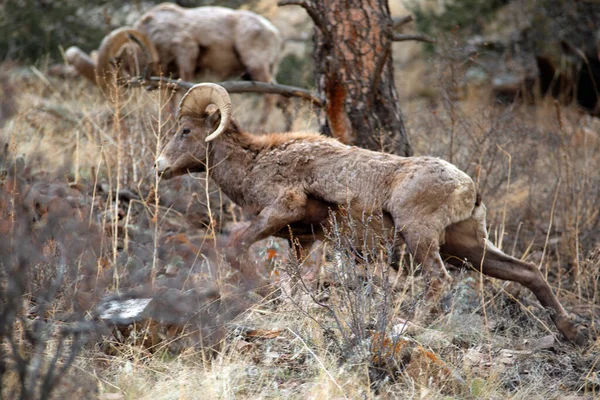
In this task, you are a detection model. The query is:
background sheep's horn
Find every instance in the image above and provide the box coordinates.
[178,83,232,142]
[95,27,159,97]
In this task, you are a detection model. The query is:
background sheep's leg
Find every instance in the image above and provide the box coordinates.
[443,217,588,345]
[243,64,278,127]
[162,47,196,115]
[176,46,199,82]
[276,97,293,131]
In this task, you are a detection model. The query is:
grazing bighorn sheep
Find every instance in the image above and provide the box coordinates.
[67,28,159,93]
[67,3,283,123]
[154,83,588,346]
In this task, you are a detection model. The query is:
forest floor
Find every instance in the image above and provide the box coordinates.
[0,9,599,398]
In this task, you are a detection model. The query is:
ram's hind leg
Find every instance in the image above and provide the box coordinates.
[398,225,451,281]
[442,211,588,345]
[396,222,452,317]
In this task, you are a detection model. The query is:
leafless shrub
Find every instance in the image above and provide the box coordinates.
[0,145,103,399]
[281,209,425,391]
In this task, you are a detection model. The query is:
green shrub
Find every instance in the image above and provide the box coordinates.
[409,0,507,36]
[276,51,314,88]
[0,0,109,62]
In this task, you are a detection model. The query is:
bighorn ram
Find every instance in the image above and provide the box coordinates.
[67,3,282,123]
[154,83,588,346]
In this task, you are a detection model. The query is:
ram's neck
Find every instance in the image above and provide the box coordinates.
[207,131,257,207]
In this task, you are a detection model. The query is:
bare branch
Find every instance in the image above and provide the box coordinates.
[128,76,325,107]
[278,0,311,6]
[392,15,413,29]
[278,0,327,34]
[391,33,436,44]
[219,81,324,108]
[369,42,392,107]
[284,35,312,43]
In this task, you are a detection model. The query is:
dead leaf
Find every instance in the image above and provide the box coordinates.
[245,328,282,339]
[266,248,278,259]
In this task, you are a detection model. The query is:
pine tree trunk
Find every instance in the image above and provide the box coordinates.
[291,0,413,156]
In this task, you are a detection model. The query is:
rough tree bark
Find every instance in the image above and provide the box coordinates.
[281,0,413,156]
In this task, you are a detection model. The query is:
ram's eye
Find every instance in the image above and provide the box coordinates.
[181,128,191,137]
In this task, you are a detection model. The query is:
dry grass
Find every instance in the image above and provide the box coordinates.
[1,38,599,400]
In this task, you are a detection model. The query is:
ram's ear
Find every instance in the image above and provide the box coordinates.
[205,104,221,131]
[228,119,242,133]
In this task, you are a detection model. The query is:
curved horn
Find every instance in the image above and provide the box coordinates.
[178,83,232,142]
[95,27,159,96]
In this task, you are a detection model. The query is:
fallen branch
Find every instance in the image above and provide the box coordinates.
[128,76,325,107]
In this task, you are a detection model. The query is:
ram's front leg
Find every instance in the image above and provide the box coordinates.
[225,191,308,295]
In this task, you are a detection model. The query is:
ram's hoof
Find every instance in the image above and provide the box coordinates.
[554,315,589,347]
[571,324,598,347]
[570,327,588,347]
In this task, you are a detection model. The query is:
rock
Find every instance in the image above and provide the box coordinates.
[445,276,481,316]
[98,297,153,324]
[492,73,523,91]
[98,394,125,400]
[391,319,424,337]
[164,255,183,277]
[496,349,533,366]
[98,183,139,202]
[465,66,489,86]
[463,347,492,370]
[524,334,556,351]
[492,73,528,103]
[96,287,226,353]
[415,329,452,351]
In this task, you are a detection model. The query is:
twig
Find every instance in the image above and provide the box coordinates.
[496,144,512,252]
[285,250,351,349]
[392,15,413,29]
[277,0,327,34]
[540,179,561,278]
[390,33,436,44]
[287,328,348,399]
[278,0,311,6]
[128,76,325,107]
[369,41,391,108]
